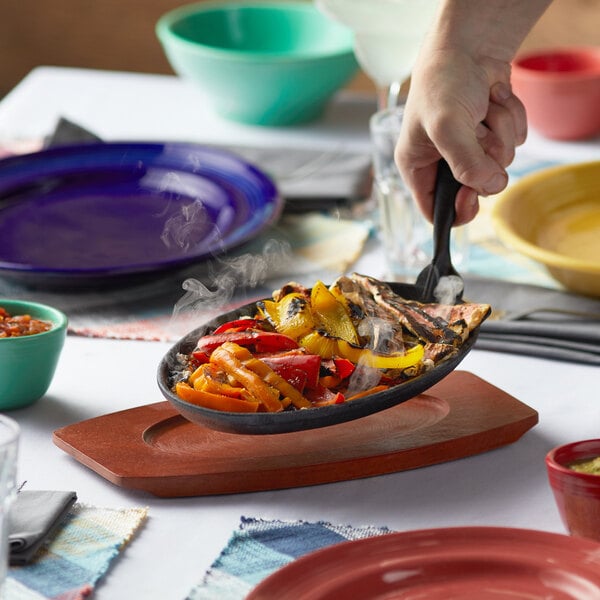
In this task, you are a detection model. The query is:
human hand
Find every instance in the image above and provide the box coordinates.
[394,0,551,225]
[395,49,527,225]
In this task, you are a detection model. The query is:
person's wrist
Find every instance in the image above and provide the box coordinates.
[432,0,553,62]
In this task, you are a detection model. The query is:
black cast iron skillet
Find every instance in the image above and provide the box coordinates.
[156,280,481,435]
[157,161,482,435]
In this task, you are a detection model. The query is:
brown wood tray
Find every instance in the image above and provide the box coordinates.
[53,371,538,498]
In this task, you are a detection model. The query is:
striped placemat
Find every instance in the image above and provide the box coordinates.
[7,504,148,600]
[188,516,390,600]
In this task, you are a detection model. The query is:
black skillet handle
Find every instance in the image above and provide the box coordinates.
[431,158,462,271]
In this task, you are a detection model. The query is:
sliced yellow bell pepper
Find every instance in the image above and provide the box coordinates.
[299,330,338,359]
[256,299,278,328]
[257,293,315,340]
[299,329,424,370]
[310,281,359,344]
[336,339,424,370]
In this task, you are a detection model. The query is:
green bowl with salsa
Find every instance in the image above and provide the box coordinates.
[0,299,67,409]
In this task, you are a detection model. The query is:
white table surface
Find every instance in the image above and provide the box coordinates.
[1,67,600,600]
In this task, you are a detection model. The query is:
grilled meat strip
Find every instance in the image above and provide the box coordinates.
[272,274,491,367]
[352,274,464,345]
[351,274,472,343]
[272,281,310,302]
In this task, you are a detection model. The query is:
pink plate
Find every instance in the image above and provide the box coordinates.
[247,527,600,599]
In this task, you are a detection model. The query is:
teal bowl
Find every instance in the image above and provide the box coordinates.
[0,300,67,410]
[156,1,359,126]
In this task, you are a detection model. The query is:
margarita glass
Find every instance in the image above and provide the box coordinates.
[315,0,440,108]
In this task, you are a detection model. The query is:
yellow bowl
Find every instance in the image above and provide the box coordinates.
[492,161,600,297]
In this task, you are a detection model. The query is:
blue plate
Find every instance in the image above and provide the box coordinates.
[0,142,282,286]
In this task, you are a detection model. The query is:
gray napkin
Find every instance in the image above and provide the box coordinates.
[43,116,103,147]
[9,490,77,565]
[214,143,373,212]
[44,118,373,212]
[463,277,600,365]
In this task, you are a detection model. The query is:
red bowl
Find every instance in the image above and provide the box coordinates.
[512,46,600,141]
[546,439,600,541]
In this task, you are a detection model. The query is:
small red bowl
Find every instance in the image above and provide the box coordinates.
[546,439,600,542]
[512,46,600,141]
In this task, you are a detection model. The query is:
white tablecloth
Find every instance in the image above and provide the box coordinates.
[1,67,599,600]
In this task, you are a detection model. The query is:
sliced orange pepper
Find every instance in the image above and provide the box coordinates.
[210,343,283,412]
[225,343,312,410]
[197,379,244,398]
[319,375,341,389]
[193,364,244,398]
[175,382,259,413]
[346,384,390,401]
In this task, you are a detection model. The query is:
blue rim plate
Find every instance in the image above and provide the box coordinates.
[0,142,282,286]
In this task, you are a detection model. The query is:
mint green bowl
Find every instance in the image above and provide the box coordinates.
[0,300,67,410]
[156,1,359,126]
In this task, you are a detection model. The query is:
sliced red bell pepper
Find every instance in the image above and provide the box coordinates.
[319,357,355,381]
[305,384,345,406]
[190,350,211,365]
[333,358,355,380]
[262,364,308,393]
[261,353,321,390]
[194,330,299,355]
[212,318,266,335]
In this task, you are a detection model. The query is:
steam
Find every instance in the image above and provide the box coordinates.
[433,275,464,305]
[169,239,293,331]
[346,317,397,397]
[141,168,237,253]
[358,317,397,354]
[160,200,219,252]
[346,363,382,398]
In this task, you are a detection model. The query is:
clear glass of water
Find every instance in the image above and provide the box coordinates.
[370,105,469,282]
[0,415,19,598]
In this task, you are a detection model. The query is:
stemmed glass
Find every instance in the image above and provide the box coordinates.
[315,0,440,109]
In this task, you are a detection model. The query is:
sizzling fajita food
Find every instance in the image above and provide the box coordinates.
[171,273,491,413]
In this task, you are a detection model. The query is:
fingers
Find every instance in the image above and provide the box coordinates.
[479,83,528,167]
[454,186,480,226]
[397,163,438,223]
[395,77,526,227]
[490,82,528,145]
[395,156,481,226]
[435,118,509,199]
[396,117,506,226]
[422,92,525,201]
[394,112,443,222]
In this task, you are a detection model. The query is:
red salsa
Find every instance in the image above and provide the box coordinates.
[0,307,52,338]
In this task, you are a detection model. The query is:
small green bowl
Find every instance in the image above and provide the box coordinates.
[156,1,359,126]
[0,300,67,410]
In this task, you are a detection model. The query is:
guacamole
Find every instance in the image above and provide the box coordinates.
[569,456,600,475]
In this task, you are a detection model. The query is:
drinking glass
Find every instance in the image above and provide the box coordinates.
[370,106,468,281]
[0,415,19,598]
[315,0,441,108]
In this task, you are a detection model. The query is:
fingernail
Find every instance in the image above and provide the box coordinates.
[482,172,507,194]
[467,191,479,210]
[475,123,489,139]
[493,82,511,102]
